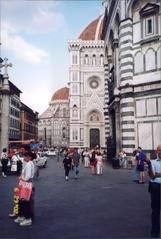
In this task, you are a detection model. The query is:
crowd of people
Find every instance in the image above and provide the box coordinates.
[0,144,160,238]
[62,147,104,181]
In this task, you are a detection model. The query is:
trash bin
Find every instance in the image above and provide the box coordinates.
[112,157,120,169]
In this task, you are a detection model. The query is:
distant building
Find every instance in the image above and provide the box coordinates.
[68,15,106,148]
[102,0,161,157]
[9,81,22,141]
[20,102,39,141]
[38,87,69,148]
[0,73,22,150]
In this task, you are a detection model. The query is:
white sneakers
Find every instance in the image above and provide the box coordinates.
[2,172,7,177]
[19,218,32,226]
[65,176,69,181]
[14,217,32,226]
[14,217,25,223]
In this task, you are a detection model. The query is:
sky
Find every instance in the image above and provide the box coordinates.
[0,0,103,115]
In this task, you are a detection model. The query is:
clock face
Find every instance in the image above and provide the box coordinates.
[90,79,99,89]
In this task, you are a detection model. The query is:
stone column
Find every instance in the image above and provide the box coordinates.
[0,74,10,151]
[119,18,135,156]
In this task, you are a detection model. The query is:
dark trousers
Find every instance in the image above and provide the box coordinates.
[149,182,160,235]
[19,189,35,220]
[1,160,8,175]
[64,167,70,177]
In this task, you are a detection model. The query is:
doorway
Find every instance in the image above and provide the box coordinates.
[90,128,100,148]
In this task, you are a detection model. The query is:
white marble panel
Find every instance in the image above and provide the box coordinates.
[133,23,141,43]
[136,100,146,117]
[147,98,157,116]
[158,98,161,115]
[138,123,152,149]
[145,49,156,71]
[153,122,161,148]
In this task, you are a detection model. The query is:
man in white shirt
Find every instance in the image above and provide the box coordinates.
[146,144,161,238]
[14,152,35,226]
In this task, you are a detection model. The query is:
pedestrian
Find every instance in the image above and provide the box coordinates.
[131,149,139,183]
[145,144,161,238]
[83,148,90,168]
[119,150,127,168]
[1,148,8,177]
[14,152,35,226]
[136,147,146,184]
[72,148,80,179]
[96,151,103,175]
[89,149,97,174]
[63,152,72,181]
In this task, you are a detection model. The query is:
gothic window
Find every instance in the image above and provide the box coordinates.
[62,127,66,139]
[72,54,78,64]
[84,54,89,65]
[72,129,78,140]
[63,108,67,117]
[139,3,159,42]
[145,48,156,71]
[157,47,161,69]
[134,51,144,73]
[72,84,78,94]
[72,105,78,118]
[71,71,78,81]
[92,54,96,66]
[100,54,104,66]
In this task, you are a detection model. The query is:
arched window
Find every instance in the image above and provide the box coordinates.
[84,54,89,65]
[72,129,78,140]
[134,51,144,73]
[157,47,161,69]
[145,48,155,71]
[63,108,67,117]
[62,127,66,139]
[72,54,78,64]
[100,54,104,66]
[92,54,96,66]
[72,105,78,118]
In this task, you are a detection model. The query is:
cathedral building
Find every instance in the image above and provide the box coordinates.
[38,87,69,148]
[68,15,106,148]
[102,0,161,158]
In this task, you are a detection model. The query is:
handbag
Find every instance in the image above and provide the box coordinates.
[11,163,17,172]
[18,180,32,201]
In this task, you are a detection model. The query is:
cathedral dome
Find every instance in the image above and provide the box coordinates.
[51,87,69,101]
[78,15,104,41]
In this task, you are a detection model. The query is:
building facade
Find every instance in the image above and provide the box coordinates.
[102,0,161,157]
[38,87,69,148]
[68,16,106,148]
[20,102,39,141]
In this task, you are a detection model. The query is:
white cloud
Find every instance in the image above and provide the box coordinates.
[1,1,66,34]
[1,24,48,64]
[21,88,51,114]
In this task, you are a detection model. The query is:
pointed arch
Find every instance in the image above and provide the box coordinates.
[145,48,156,71]
[134,51,144,73]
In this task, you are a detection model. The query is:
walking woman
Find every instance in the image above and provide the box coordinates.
[63,152,72,181]
[1,148,8,177]
[90,149,97,175]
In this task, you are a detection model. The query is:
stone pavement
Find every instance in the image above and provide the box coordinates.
[0,157,151,239]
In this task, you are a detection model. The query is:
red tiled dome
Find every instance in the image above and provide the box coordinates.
[78,15,104,40]
[51,87,69,101]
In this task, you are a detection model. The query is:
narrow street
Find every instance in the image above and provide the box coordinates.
[1,156,151,239]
